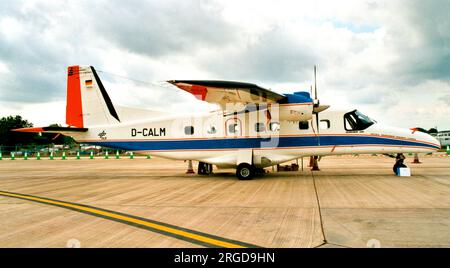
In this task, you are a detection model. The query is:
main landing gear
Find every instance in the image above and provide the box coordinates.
[198,162,213,175]
[236,163,255,180]
[198,161,259,180]
[393,153,407,175]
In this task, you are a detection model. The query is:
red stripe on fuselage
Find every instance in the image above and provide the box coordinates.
[84,144,437,153]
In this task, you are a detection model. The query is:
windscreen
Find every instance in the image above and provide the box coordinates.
[344,110,375,131]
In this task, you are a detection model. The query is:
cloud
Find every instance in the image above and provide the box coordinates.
[0,1,106,103]
[199,25,319,83]
[90,0,238,58]
[394,0,450,82]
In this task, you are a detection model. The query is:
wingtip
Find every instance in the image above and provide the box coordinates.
[166,80,177,85]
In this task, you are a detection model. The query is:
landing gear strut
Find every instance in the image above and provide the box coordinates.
[393,153,407,175]
[198,162,213,175]
[236,163,254,180]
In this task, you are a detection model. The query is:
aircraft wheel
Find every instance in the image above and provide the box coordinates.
[393,163,407,175]
[393,153,407,175]
[236,163,254,180]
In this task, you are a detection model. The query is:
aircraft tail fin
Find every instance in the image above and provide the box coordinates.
[66,66,120,128]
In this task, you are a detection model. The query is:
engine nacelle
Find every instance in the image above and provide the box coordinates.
[276,92,314,121]
[278,104,313,121]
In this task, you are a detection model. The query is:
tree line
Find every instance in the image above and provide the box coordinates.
[0,115,75,152]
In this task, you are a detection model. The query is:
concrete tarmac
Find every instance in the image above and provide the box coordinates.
[0,154,449,248]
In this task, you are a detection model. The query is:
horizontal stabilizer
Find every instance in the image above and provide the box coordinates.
[12,126,88,133]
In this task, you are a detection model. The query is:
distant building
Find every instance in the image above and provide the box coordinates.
[431,131,450,147]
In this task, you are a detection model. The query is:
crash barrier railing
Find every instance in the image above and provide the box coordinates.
[0,145,151,160]
[0,144,447,160]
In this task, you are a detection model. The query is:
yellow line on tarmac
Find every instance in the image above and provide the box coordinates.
[0,190,255,248]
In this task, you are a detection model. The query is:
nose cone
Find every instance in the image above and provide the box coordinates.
[413,130,441,150]
[372,124,441,151]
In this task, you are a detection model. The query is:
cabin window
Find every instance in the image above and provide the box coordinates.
[207,126,217,134]
[228,123,238,134]
[269,122,280,132]
[320,120,330,130]
[184,126,194,135]
[255,122,266,132]
[299,121,309,130]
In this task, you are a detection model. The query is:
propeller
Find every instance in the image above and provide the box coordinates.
[314,66,318,104]
[311,65,331,168]
[311,66,330,138]
[313,66,320,141]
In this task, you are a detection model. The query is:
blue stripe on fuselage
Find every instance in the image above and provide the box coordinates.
[85,135,438,151]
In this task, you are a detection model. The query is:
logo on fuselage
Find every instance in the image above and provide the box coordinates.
[131,128,166,137]
[98,130,107,140]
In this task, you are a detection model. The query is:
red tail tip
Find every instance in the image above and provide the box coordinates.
[66,65,84,128]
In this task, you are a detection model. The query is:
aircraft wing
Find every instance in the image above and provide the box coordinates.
[167,80,285,107]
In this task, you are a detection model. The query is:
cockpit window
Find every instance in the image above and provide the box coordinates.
[344,110,375,131]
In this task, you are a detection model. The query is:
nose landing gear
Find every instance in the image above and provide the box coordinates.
[393,153,407,175]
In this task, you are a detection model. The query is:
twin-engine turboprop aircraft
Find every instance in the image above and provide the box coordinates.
[15,66,440,180]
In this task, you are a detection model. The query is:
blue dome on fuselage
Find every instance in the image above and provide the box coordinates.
[281,91,313,104]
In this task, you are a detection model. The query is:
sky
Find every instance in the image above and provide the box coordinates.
[0,0,449,129]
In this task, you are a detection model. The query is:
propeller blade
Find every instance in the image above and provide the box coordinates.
[312,65,321,146]
[315,113,320,133]
[313,66,320,137]
[313,105,330,113]
[314,65,318,101]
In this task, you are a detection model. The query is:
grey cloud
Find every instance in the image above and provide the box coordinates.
[201,26,320,83]
[439,94,450,106]
[388,0,450,84]
[0,0,240,103]
[0,30,65,102]
[89,0,238,58]
[0,1,21,16]
[352,87,400,108]
[84,1,319,84]
[318,0,450,112]
[0,2,107,103]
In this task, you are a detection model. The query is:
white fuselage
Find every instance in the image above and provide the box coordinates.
[69,106,441,168]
